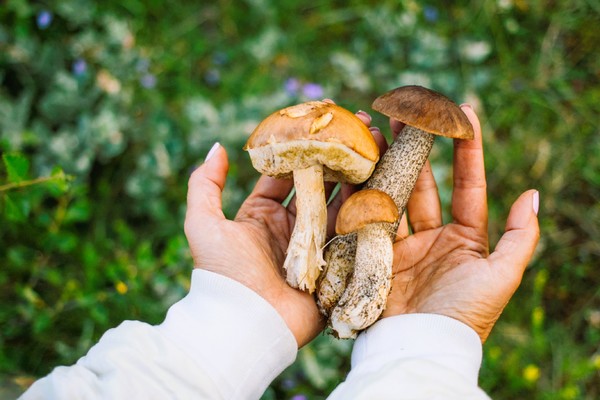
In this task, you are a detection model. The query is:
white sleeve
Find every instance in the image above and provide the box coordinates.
[328,314,492,400]
[20,269,297,400]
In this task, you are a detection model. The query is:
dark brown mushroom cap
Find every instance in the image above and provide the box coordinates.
[336,189,399,235]
[371,85,474,140]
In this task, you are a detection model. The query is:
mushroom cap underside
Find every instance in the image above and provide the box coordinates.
[245,101,379,183]
[372,85,474,140]
[336,189,399,235]
[246,141,377,184]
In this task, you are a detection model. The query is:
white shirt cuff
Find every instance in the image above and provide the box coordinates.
[157,269,297,400]
[351,314,483,385]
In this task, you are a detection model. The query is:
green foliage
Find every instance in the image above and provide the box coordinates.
[1,0,599,398]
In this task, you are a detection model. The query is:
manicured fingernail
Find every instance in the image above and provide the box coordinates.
[532,190,539,215]
[357,110,372,122]
[205,142,220,162]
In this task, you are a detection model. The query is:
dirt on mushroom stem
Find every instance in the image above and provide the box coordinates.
[318,126,434,319]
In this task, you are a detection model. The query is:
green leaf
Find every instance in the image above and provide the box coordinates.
[2,153,30,183]
[45,166,72,196]
[3,193,29,222]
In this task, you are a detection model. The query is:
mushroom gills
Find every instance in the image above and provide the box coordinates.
[284,164,327,293]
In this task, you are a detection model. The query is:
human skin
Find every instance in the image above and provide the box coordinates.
[381,105,540,342]
[184,110,381,348]
[184,104,539,346]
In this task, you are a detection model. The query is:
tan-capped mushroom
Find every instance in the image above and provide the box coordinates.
[318,85,474,318]
[244,101,379,293]
[329,189,398,338]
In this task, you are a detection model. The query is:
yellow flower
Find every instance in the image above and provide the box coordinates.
[532,306,545,327]
[488,346,502,361]
[523,364,540,383]
[560,385,580,400]
[592,354,600,370]
[115,281,128,295]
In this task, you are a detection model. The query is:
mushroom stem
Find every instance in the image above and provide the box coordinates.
[284,164,327,293]
[317,234,357,315]
[318,126,434,315]
[330,223,394,339]
[364,126,434,232]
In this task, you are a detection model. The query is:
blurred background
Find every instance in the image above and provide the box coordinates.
[1,0,599,398]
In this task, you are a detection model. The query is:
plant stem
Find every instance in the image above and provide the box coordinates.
[0,176,62,192]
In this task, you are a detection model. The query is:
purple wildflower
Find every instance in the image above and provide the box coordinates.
[423,6,439,22]
[72,59,87,76]
[284,78,300,96]
[212,52,228,66]
[302,82,324,99]
[290,395,308,400]
[37,10,53,29]
[281,378,297,390]
[140,73,157,89]
[204,69,221,86]
[136,58,150,73]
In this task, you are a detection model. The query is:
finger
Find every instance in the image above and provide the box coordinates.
[406,160,442,232]
[488,190,540,285]
[356,110,372,128]
[390,118,406,139]
[396,212,410,241]
[326,183,359,237]
[186,143,228,227]
[451,104,488,230]
[249,175,294,203]
[370,126,389,155]
[287,180,335,218]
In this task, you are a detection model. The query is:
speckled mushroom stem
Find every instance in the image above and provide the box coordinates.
[330,223,394,339]
[284,164,327,293]
[364,126,434,222]
[318,126,434,315]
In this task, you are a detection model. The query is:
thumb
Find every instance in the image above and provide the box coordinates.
[186,143,229,226]
[489,189,540,279]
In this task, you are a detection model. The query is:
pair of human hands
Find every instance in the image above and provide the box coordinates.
[184,105,540,347]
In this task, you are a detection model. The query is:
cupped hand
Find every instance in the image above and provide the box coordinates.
[184,143,321,347]
[184,109,384,347]
[382,105,540,342]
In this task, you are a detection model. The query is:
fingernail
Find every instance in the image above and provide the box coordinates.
[460,103,473,110]
[369,126,380,135]
[532,190,539,215]
[205,142,220,162]
[357,110,372,122]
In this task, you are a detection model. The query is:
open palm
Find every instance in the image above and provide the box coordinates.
[382,105,539,342]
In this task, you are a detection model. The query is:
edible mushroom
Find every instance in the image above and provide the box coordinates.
[244,101,379,293]
[318,85,474,323]
[329,189,398,338]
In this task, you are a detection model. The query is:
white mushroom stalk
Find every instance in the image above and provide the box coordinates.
[330,222,394,338]
[326,189,398,338]
[285,165,327,290]
[244,101,379,293]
